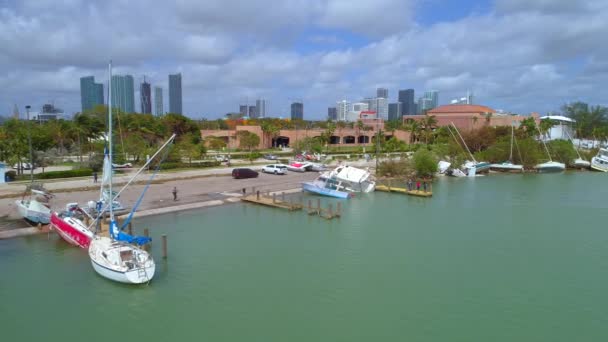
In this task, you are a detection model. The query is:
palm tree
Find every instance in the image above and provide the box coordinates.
[421,115,438,144]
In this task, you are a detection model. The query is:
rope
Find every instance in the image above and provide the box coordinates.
[119,141,173,231]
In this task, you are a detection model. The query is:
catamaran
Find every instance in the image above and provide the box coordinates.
[490,123,524,172]
[88,62,174,284]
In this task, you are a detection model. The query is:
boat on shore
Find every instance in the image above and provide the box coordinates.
[591,148,608,172]
[302,164,375,198]
[50,203,94,248]
[15,189,53,224]
[535,161,566,173]
[490,124,524,173]
[302,177,352,199]
[287,162,311,172]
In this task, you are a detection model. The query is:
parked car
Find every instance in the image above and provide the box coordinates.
[263,154,277,160]
[262,164,287,175]
[232,168,259,179]
[214,155,229,162]
[12,162,35,170]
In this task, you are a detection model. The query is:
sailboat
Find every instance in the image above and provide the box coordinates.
[449,123,491,176]
[490,123,523,172]
[89,62,174,284]
[15,115,53,224]
[564,131,590,169]
[535,125,566,173]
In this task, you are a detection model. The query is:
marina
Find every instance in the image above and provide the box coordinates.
[1,172,608,341]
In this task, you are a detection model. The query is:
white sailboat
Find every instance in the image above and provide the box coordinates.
[564,131,591,169]
[490,123,524,172]
[449,123,491,176]
[535,125,565,173]
[88,62,164,285]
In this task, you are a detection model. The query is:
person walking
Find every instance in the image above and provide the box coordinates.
[93,171,98,183]
[172,186,178,201]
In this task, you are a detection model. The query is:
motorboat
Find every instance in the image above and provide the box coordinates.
[287,162,312,172]
[591,148,608,172]
[302,176,352,199]
[446,168,467,177]
[438,161,451,174]
[50,203,94,248]
[87,189,127,215]
[572,158,591,169]
[15,189,53,224]
[322,165,376,193]
[309,163,327,172]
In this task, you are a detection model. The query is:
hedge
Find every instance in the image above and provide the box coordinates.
[161,161,221,170]
[35,168,93,179]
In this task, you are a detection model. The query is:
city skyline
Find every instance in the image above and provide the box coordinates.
[2,1,607,119]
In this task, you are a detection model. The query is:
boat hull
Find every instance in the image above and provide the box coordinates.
[490,163,524,172]
[50,212,93,248]
[15,200,51,224]
[590,157,608,172]
[89,237,155,284]
[302,182,351,199]
[535,161,566,173]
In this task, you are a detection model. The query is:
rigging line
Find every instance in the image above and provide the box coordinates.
[120,141,172,230]
[116,109,126,161]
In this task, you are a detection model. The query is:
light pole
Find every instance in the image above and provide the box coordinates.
[25,105,33,182]
[375,117,380,172]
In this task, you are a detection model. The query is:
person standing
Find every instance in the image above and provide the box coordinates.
[423,181,428,192]
[93,171,98,183]
[416,181,421,191]
[172,186,178,201]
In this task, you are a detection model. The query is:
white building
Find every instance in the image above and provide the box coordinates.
[336,100,351,121]
[539,115,576,141]
[361,97,388,120]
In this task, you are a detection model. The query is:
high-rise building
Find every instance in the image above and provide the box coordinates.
[388,102,402,121]
[417,97,433,114]
[239,105,247,117]
[328,107,337,121]
[255,99,266,118]
[169,73,182,114]
[290,102,303,120]
[154,86,163,116]
[248,105,256,118]
[361,98,388,120]
[80,76,104,112]
[377,88,388,99]
[424,90,439,109]
[140,78,151,114]
[398,89,415,116]
[111,75,135,113]
[336,100,351,121]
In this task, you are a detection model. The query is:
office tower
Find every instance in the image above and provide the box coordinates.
[169,73,182,114]
[140,78,151,114]
[377,88,388,99]
[328,107,337,121]
[154,86,163,116]
[255,99,266,118]
[417,97,434,114]
[290,102,303,120]
[336,100,351,121]
[80,76,104,112]
[388,102,403,121]
[248,105,256,118]
[239,105,247,117]
[111,75,135,113]
[398,89,415,116]
[360,98,387,119]
[424,90,439,109]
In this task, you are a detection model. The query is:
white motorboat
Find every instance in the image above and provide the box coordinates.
[591,148,608,172]
[320,165,376,193]
[572,158,591,169]
[446,168,467,177]
[15,189,53,224]
[309,162,327,172]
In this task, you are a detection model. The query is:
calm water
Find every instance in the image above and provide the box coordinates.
[1,172,608,341]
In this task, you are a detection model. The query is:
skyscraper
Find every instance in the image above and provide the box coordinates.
[255,99,266,118]
[424,90,439,109]
[328,107,337,121]
[248,105,256,118]
[140,78,151,114]
[290,102,303,120]
[111,75,135,113]
[169,73,182,114]
[239,105,247,117]
[377,88,388,99]
[388,102,403,121]
[398,89,415,116]
[336,100,350,121]
[361,97,388,120]
[154,86,163,116]
[80,76,104,112]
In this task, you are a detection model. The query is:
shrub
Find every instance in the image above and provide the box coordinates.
[36,168,93,179]
[5,170,16,181]
[412,149,438,177]
[279,159,289,164]
[377,159,411,177]
[160,161,221,170]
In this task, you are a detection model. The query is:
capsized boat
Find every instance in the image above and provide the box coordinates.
[50,203,94,248]
[302,176,352,199]
[309,162,327,172]
[438,161,451,174]
[325,165,376,193]
[446,168,467,177]
[287,162,311,172]
[15,189,53,224]
[591,148,608,172]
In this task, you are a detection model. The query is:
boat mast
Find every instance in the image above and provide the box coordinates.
[25,105,34,183]
[450,122,476,163]
[509,123,514,162]
[536,123,553,162]
[108,62,114,227]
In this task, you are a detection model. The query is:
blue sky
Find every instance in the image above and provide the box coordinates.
[1,0,607,119]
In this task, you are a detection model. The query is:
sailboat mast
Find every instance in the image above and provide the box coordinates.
[509,123,514,162]
[451,122,476,163]
[536,123,552,162]
[108,62,114,221]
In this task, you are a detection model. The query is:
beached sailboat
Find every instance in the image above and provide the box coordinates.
[490,124,524,172]
[564,131,591,169]
[448,123,491,176]
[535,128,565,173]
[50,203,95,248]
[89,62,173,284]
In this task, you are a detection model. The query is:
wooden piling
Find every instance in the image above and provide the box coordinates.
[144,228,150,251]
[317,198,321,212]
[327,203,333,218]
[273,193,276,203]
[337,202,342,217]
[161,234,167,259]
[308,199,312,210]
[256,190,260,200]
[128,222,133,235]
[281,192,285,202]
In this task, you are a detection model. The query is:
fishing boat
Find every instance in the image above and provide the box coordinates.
[490,124,524,172]
[50,203,94,248]
[535,125,565,173]
[89,62,174,285]
[326,165,376,193]
[15,189,53,224]
[591,148,608,172]
[302,176,352,199]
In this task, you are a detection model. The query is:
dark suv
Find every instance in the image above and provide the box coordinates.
[232,168,259,179]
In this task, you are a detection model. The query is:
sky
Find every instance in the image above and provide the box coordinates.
[1,0,607,119]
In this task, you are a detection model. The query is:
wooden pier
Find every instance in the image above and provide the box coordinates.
[306,199,341,220]
[375,184,433,197]
[241,191,303,211]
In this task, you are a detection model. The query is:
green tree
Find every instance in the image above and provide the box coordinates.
[562,102,608,138]
[412,148,438,177]
[237,131,260,152]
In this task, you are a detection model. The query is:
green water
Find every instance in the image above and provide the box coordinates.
[2,173,608,341]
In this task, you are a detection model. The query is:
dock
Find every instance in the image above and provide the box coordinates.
[375,185,433,197]
[241,192,303,211]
